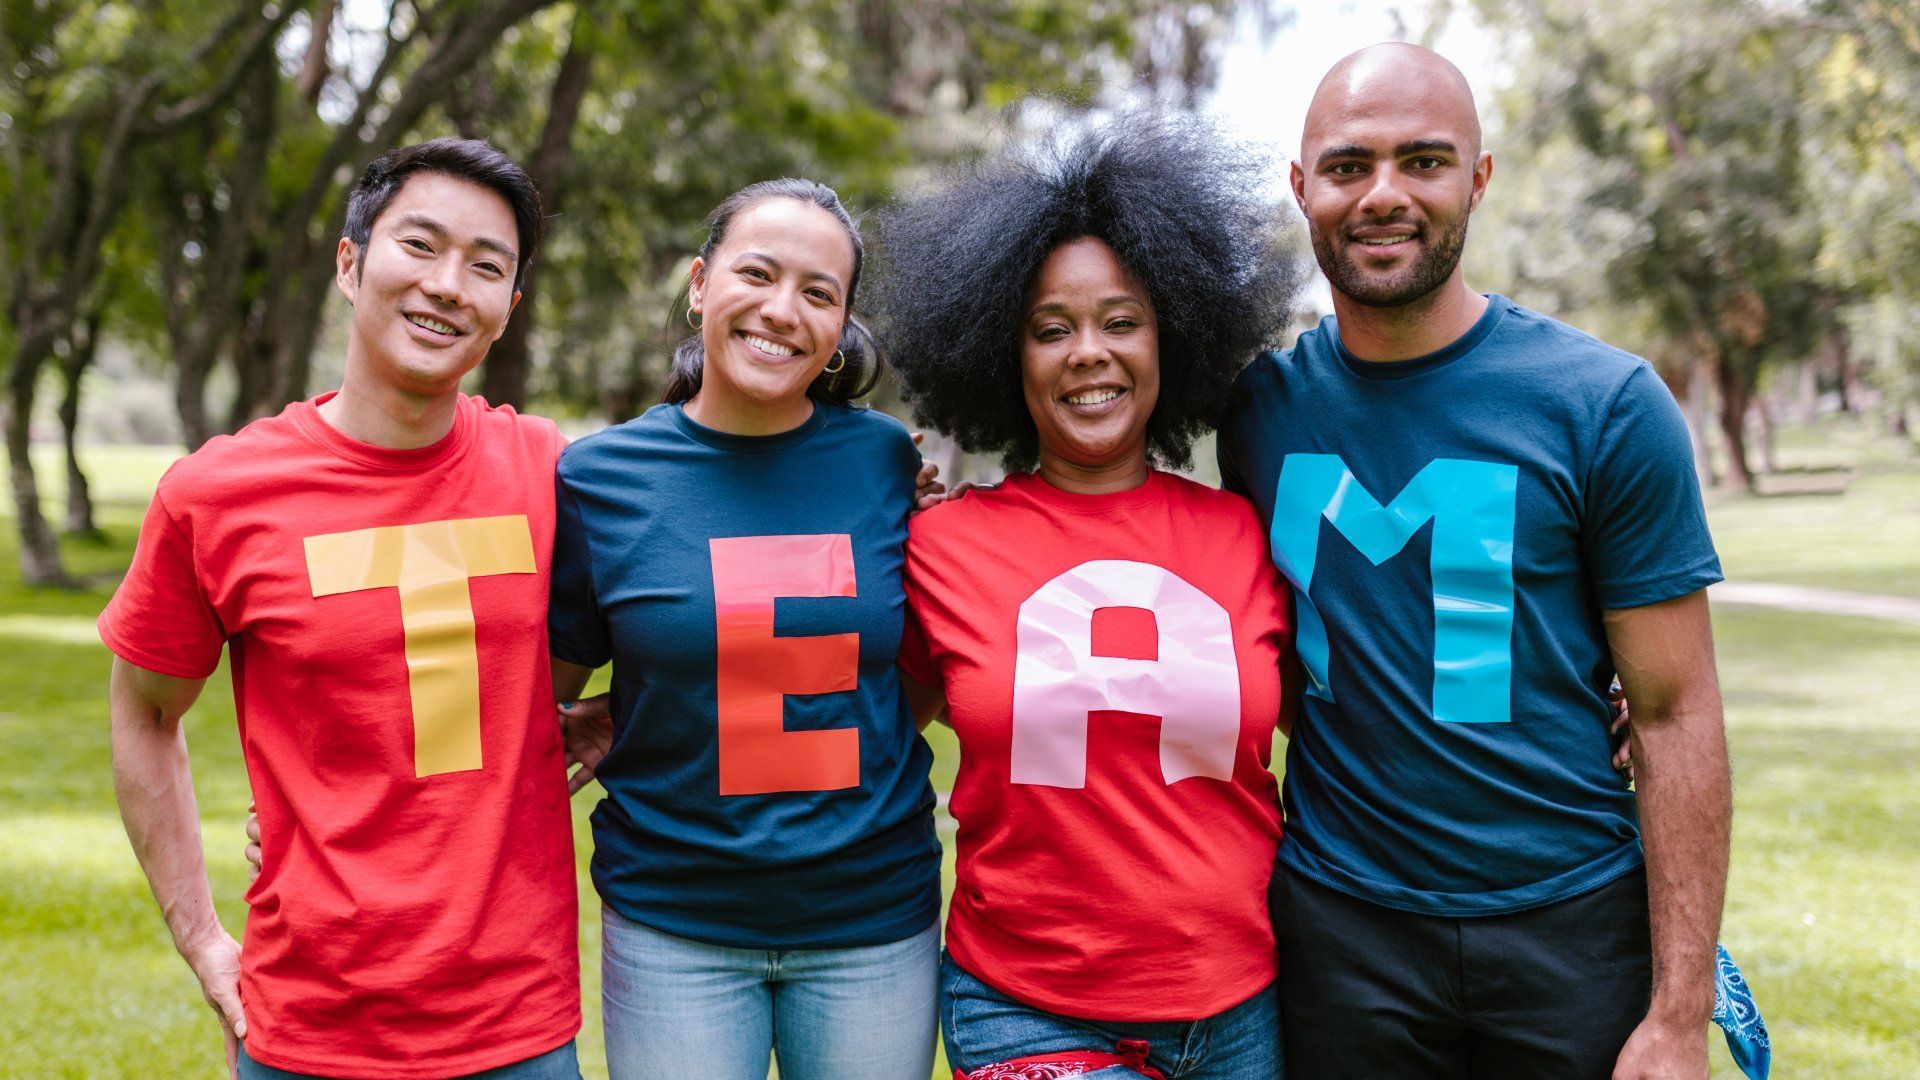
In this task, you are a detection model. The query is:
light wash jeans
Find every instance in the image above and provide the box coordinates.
[600,904,938,1080]
[940,954,1283,1079]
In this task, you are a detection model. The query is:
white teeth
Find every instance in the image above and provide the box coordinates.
[1065,388,1122,406]
[743,333,797,357]
[407,314,458,335]
[1356,236,1413,246]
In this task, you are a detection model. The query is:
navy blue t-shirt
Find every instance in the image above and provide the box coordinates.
[1218,295,1722,916]
[549,401,941,948]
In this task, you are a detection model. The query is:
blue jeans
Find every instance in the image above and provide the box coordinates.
[237,1039,580,1079]
[600,904,938,1080]
[941,954,1283,1079]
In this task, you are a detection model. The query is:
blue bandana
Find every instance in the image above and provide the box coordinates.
[1714,944,1771,1079]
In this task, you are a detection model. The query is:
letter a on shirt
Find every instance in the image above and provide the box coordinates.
[1011,559,1241,788]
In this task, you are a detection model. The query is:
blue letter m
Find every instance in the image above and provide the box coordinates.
[1271,455,1518,724]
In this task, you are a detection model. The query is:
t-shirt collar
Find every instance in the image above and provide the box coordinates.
[1333,293,1511,381]
[665,400,831,453]
[289,390,473,472]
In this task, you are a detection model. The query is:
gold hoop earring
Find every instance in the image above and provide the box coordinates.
[686,308,702,330]
[823,350,847,375]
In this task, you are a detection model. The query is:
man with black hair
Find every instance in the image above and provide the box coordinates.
[102,139,583,1080]
[1218,44,1733,1080]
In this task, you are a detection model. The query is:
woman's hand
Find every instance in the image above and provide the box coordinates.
[1610,679,1634,781]
[560,695,614,794]
[243,801,262,881]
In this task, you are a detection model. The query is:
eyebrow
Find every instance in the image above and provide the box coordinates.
[1315,139,1459,167]
[394,212,518,263]
[733,251,844,292]
[1029,295,1145,316]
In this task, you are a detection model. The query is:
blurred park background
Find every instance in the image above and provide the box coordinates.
[3,0,1918,1076]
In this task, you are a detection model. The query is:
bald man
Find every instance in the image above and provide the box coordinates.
[1218,44,1731,1079]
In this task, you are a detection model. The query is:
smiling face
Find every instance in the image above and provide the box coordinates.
[1293,45,1491,309]
[335,171,521,393]
[687,197,855,428]
[1020,236,1160,481]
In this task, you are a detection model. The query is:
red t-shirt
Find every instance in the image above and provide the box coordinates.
[901,470,1292,1021]
[98,394,578,1078]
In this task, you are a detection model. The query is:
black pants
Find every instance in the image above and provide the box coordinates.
[1271,863,1651,1080]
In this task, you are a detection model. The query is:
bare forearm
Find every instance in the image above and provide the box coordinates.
[1604,591,1731,1030]
[1631,700,1730,1024]
[551,656,595,703]
[111,695,224,958]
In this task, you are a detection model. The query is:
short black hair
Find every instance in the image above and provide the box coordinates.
[874,113,1300,470]
[660,177,882,407]
[343,138,544,290]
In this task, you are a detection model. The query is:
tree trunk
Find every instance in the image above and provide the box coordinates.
[60,313,102,536]
[1714,358,1755,493]
[482,16,593,408]
[5,330,71,585]
[1687,355,1718,490]
[1752,394,1776,476]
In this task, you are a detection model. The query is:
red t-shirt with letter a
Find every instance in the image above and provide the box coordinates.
[98,394,578,1078]
[901,470,1292,1022]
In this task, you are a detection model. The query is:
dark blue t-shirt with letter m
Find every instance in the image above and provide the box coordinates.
[1218,294,1722,917]
[549,401,940,948]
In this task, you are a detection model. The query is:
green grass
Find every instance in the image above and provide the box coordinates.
[1705,418,1920,599]
[3,435,1918,1077]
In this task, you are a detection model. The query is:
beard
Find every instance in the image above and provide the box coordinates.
[1313,205,1472,309]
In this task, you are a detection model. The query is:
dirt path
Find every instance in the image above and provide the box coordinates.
[1712,581,1920,624]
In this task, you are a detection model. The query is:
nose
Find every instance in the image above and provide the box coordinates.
[420,252,467,308]
[1065,325,1110,369]
[1355,162,1411,221]
[758,282,800,330]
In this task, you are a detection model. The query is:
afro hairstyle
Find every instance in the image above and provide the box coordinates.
[872,112,1300,471]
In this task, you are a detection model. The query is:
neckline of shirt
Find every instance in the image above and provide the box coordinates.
[289,391,474,472]
[1007,468,1174,515]
[1332,293,1512,382]
[664,400,832,453]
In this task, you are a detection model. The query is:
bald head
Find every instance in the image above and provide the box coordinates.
[1290,43,1492,311]
[1304,43,1481,163]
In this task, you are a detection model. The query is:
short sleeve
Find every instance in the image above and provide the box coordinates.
[897,539,941,687]
[97,488,226,678]
[547,468,612,668]
[897,600,939,688]
[1582,364,1724,608]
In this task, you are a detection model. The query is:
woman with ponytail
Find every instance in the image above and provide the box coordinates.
[546,179,942,1080]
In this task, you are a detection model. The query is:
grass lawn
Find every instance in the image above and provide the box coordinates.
[1706,417,1920,600]
[3,436,1917,1078]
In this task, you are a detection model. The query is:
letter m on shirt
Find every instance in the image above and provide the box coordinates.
[1270,455,1518,725]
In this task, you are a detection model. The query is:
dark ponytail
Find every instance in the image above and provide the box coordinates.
[661,178,882,406]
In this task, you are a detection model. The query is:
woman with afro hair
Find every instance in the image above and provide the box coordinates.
[877,116,1304,1079]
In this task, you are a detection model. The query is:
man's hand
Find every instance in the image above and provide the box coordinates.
[181,926,248,1079]
[560,695,613,794]
[1612,1013,1708,1079]
[912,432,948,511]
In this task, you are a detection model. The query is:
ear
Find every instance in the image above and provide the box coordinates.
[687,256,707,317]
[1468,151,1493,212]
[335,238,361,305]
[491,290,523,343]
[1290,160,1308,215]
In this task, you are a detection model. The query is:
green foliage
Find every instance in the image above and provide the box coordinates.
[1470,0,1920,481]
